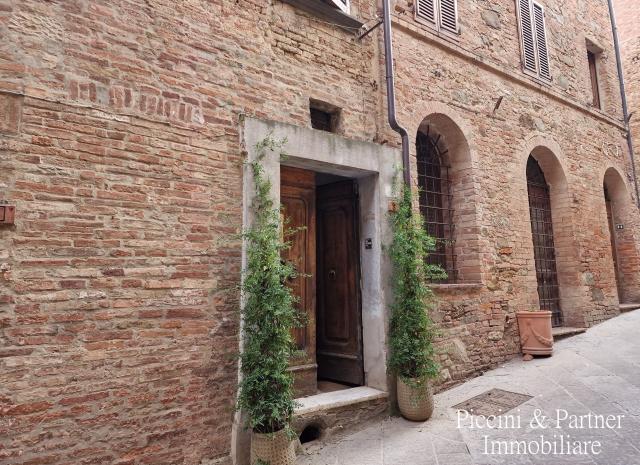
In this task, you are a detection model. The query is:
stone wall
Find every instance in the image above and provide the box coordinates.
[1,1,640,465]
[389,2,640,385]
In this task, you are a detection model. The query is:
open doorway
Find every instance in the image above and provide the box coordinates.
[281,166,364,397]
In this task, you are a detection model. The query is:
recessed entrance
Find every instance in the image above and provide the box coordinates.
[237,117,396,462]
[604,186,623,299]
[281,166,364,396]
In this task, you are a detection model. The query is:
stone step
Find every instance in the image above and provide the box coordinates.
[552,326,587,340]
[293,386,388,445]
[619,303,640,313]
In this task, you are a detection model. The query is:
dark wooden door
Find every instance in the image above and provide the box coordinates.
[605,193,623,299]
[527,157,563,327]
[316,180,364,386]
[281,166,317,396]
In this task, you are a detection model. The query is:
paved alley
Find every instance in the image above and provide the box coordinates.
[299,310,640,465]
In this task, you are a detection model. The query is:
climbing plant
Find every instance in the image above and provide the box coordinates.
[388,183,445,383]
[237,135,300,435]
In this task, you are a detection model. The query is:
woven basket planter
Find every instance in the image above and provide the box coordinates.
[397,377,434,422]
[250,429,296,465]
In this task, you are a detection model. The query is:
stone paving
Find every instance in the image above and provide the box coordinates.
[299,310,640,465]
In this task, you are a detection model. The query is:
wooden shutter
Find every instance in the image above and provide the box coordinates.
[533,3,550,78]
[518,0,537,73]
[588,51,601,108]
[329,0,349,13]
[439,0,458,33]
[416,0,436,24]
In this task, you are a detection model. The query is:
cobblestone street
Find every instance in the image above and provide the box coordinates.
[300,310,640,465]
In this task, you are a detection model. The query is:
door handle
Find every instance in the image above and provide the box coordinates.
[328,269,336,281]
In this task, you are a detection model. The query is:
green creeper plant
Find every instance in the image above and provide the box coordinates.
[237,135,300,435]
[388,183,445,384]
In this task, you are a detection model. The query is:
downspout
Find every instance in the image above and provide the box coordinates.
[606,0,640,208]
[382,0,411,186]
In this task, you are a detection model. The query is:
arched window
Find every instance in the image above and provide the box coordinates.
[417,128,456,282]
[526,156,563,327]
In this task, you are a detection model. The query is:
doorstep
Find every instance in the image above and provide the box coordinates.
[619,303,640,313]
[293,387,388,443]
[552,326,587,340]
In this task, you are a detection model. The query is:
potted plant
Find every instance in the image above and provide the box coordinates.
[388,184,445,422]
[516,308,553,358]
[237,137,300,465]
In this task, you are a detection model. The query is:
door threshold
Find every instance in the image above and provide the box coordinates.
[620,303,640,313]
[294,386,387,416]
[552,326,587,340]
[293,386,388,444]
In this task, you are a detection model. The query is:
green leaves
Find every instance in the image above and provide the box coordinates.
[388,184,444,381]
[237,136,300,435]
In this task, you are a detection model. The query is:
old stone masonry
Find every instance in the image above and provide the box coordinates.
[1,1,639,465]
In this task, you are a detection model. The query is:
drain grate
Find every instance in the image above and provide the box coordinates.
[453,388,532,416]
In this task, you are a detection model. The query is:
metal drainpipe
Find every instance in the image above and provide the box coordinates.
[382,0,411,186]
[606,0,640,208]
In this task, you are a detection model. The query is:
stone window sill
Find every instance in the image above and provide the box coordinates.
[280,0,364,30]
[430,282,484,292]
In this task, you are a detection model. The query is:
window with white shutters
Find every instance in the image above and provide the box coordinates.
[329,0,349,14]
[518,0,551,79]
[519,0,537,72]
[439,0,458,33]
[415,0,458,34]
[533,3,550,78]
[416,0,436,24]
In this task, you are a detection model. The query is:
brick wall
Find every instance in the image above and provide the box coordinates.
[612,0,640,304]
[615,0,640,200]
[1,1,640,464]
[0,2,378,464]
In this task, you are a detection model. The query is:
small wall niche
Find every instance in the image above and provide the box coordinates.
[309,99,341,133]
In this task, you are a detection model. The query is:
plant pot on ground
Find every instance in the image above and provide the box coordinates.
[516,310,554,357]
[238,137,300,465]
[250,429,297,465]
[397,376,435,422]
[388,184,445,422]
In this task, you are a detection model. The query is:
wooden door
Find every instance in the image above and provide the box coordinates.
[316,180,364,386]
[280,166,317,396]
[605,193,623,300]
[527,157,563,327]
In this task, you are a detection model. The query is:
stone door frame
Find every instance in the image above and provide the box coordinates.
[233,117,400,464]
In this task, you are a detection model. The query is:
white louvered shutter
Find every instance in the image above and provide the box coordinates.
[330,0,349,13]
[518,0,537,73]
[416,0,436,24]
[533,3,551,78]
[439,0,458,33]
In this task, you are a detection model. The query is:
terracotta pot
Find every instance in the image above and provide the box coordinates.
[397,377,434,422]
[516,311,554,356]
[250,428,296,465]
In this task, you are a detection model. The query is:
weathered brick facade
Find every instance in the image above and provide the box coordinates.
[1,1,639,465]
[615,0,640,191]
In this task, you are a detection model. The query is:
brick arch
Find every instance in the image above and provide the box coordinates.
[602,165,633,206]
[407,102,478,166]
[518,134,571,185]
[413,106,482,283]
[516,135,586,327]
[602,166,640,303]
